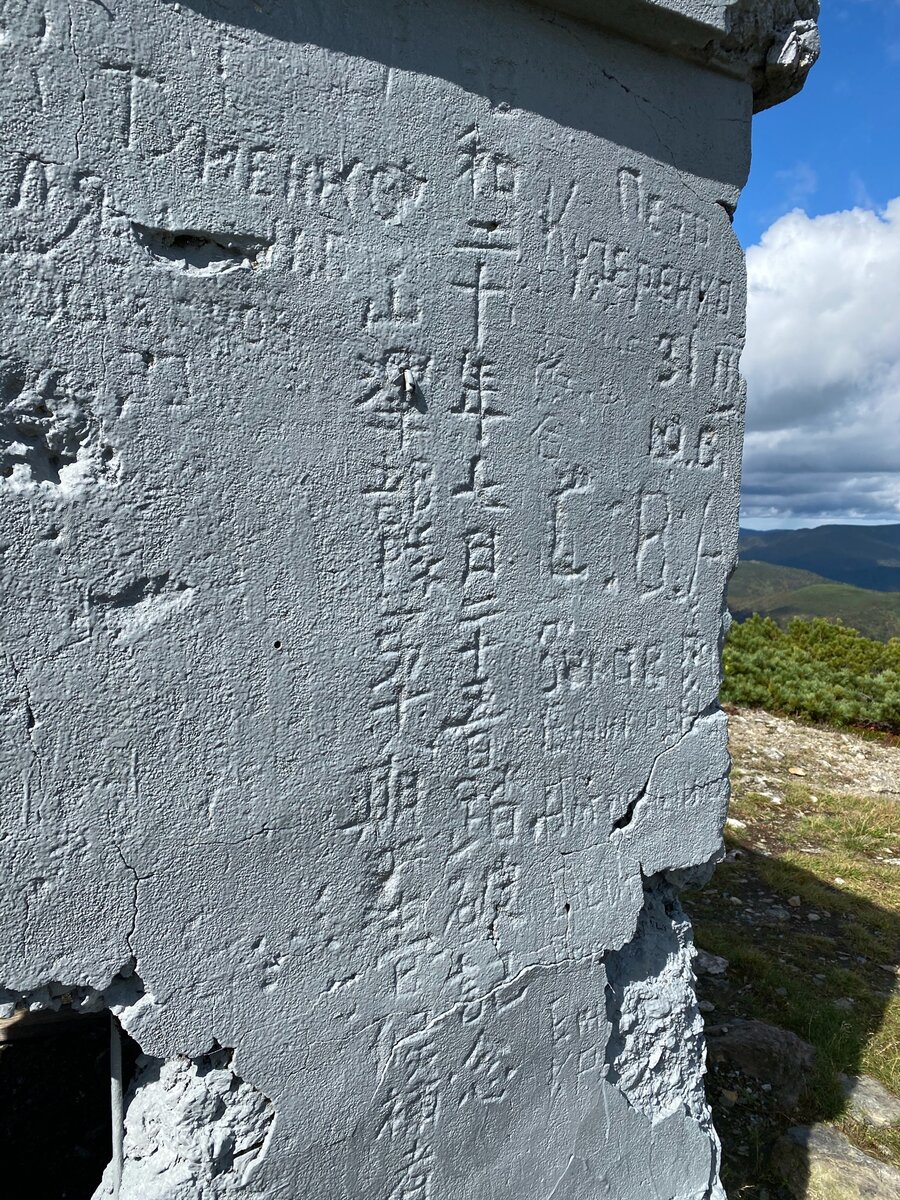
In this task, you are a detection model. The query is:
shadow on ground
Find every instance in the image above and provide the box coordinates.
[685,845,900,1198]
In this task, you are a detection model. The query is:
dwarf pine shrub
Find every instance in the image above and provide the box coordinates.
[722,614,900,732]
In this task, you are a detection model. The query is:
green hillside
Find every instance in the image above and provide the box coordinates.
[729,560,900,642]
[728,560,829,603]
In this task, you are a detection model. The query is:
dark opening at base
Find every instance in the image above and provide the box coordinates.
[0,1007,141,1200]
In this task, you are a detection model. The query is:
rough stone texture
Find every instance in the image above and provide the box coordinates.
[774,1124,900,1200]
[605,883,715,1130]
[94,1049,275,1199]
[0,0,814,1195]
[840,1074,900,1129]
[706,1019,816,1112]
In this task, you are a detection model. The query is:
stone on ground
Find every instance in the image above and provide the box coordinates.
[774,1124,900,1200]
[695,949,729,976]
[840,1074,900,1128]
[705,1019,814,1111]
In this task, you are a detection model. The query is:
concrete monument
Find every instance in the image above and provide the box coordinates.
[0,1,817,1196]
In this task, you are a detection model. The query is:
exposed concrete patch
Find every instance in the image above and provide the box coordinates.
[0,968,147,1021]
[0,361,119,494]
[603,877,725,1199]
[131,224,272,275]
[93,1046,275,1200]
[605,879,711,1125]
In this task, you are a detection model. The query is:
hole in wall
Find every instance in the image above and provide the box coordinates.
[1,973,275,1195]
[0,1004,141,1200]
[131,222,271,274]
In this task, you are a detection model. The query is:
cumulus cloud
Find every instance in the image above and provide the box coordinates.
[741,198,900,521]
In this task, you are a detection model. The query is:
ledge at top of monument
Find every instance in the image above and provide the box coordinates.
[546,0,820,111]
[165,0,818,114]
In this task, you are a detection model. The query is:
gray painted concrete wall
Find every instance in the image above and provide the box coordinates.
[0,1,816,1195]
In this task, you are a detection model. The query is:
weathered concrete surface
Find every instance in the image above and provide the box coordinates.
[551,0,820,109]
[0,0,815,1195]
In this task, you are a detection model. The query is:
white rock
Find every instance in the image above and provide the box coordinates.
[840,1074,900,1128]
[694,949,729,976]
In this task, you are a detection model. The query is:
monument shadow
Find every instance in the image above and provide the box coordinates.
[686,845,900,1199]
[161,0,749,192]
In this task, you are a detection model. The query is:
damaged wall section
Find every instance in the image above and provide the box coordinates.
[94,1047,274,1200]
[0,973,273,1200]
[0,0,816,1195]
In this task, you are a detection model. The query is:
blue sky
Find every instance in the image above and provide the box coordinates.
[735,1,900,529]
[737,1,900,244]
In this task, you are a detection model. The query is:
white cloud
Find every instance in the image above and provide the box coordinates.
[741,199,900,520]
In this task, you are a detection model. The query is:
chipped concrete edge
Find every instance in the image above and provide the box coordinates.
[541,0,820,109]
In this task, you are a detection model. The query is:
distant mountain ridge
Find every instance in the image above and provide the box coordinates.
[738,524,900,593]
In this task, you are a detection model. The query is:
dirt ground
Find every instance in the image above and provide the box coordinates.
[684,707,900,1198]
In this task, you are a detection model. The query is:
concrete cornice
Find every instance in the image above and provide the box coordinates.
[544,0,820,110]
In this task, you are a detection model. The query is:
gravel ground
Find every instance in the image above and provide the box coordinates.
[727,707,900,801]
